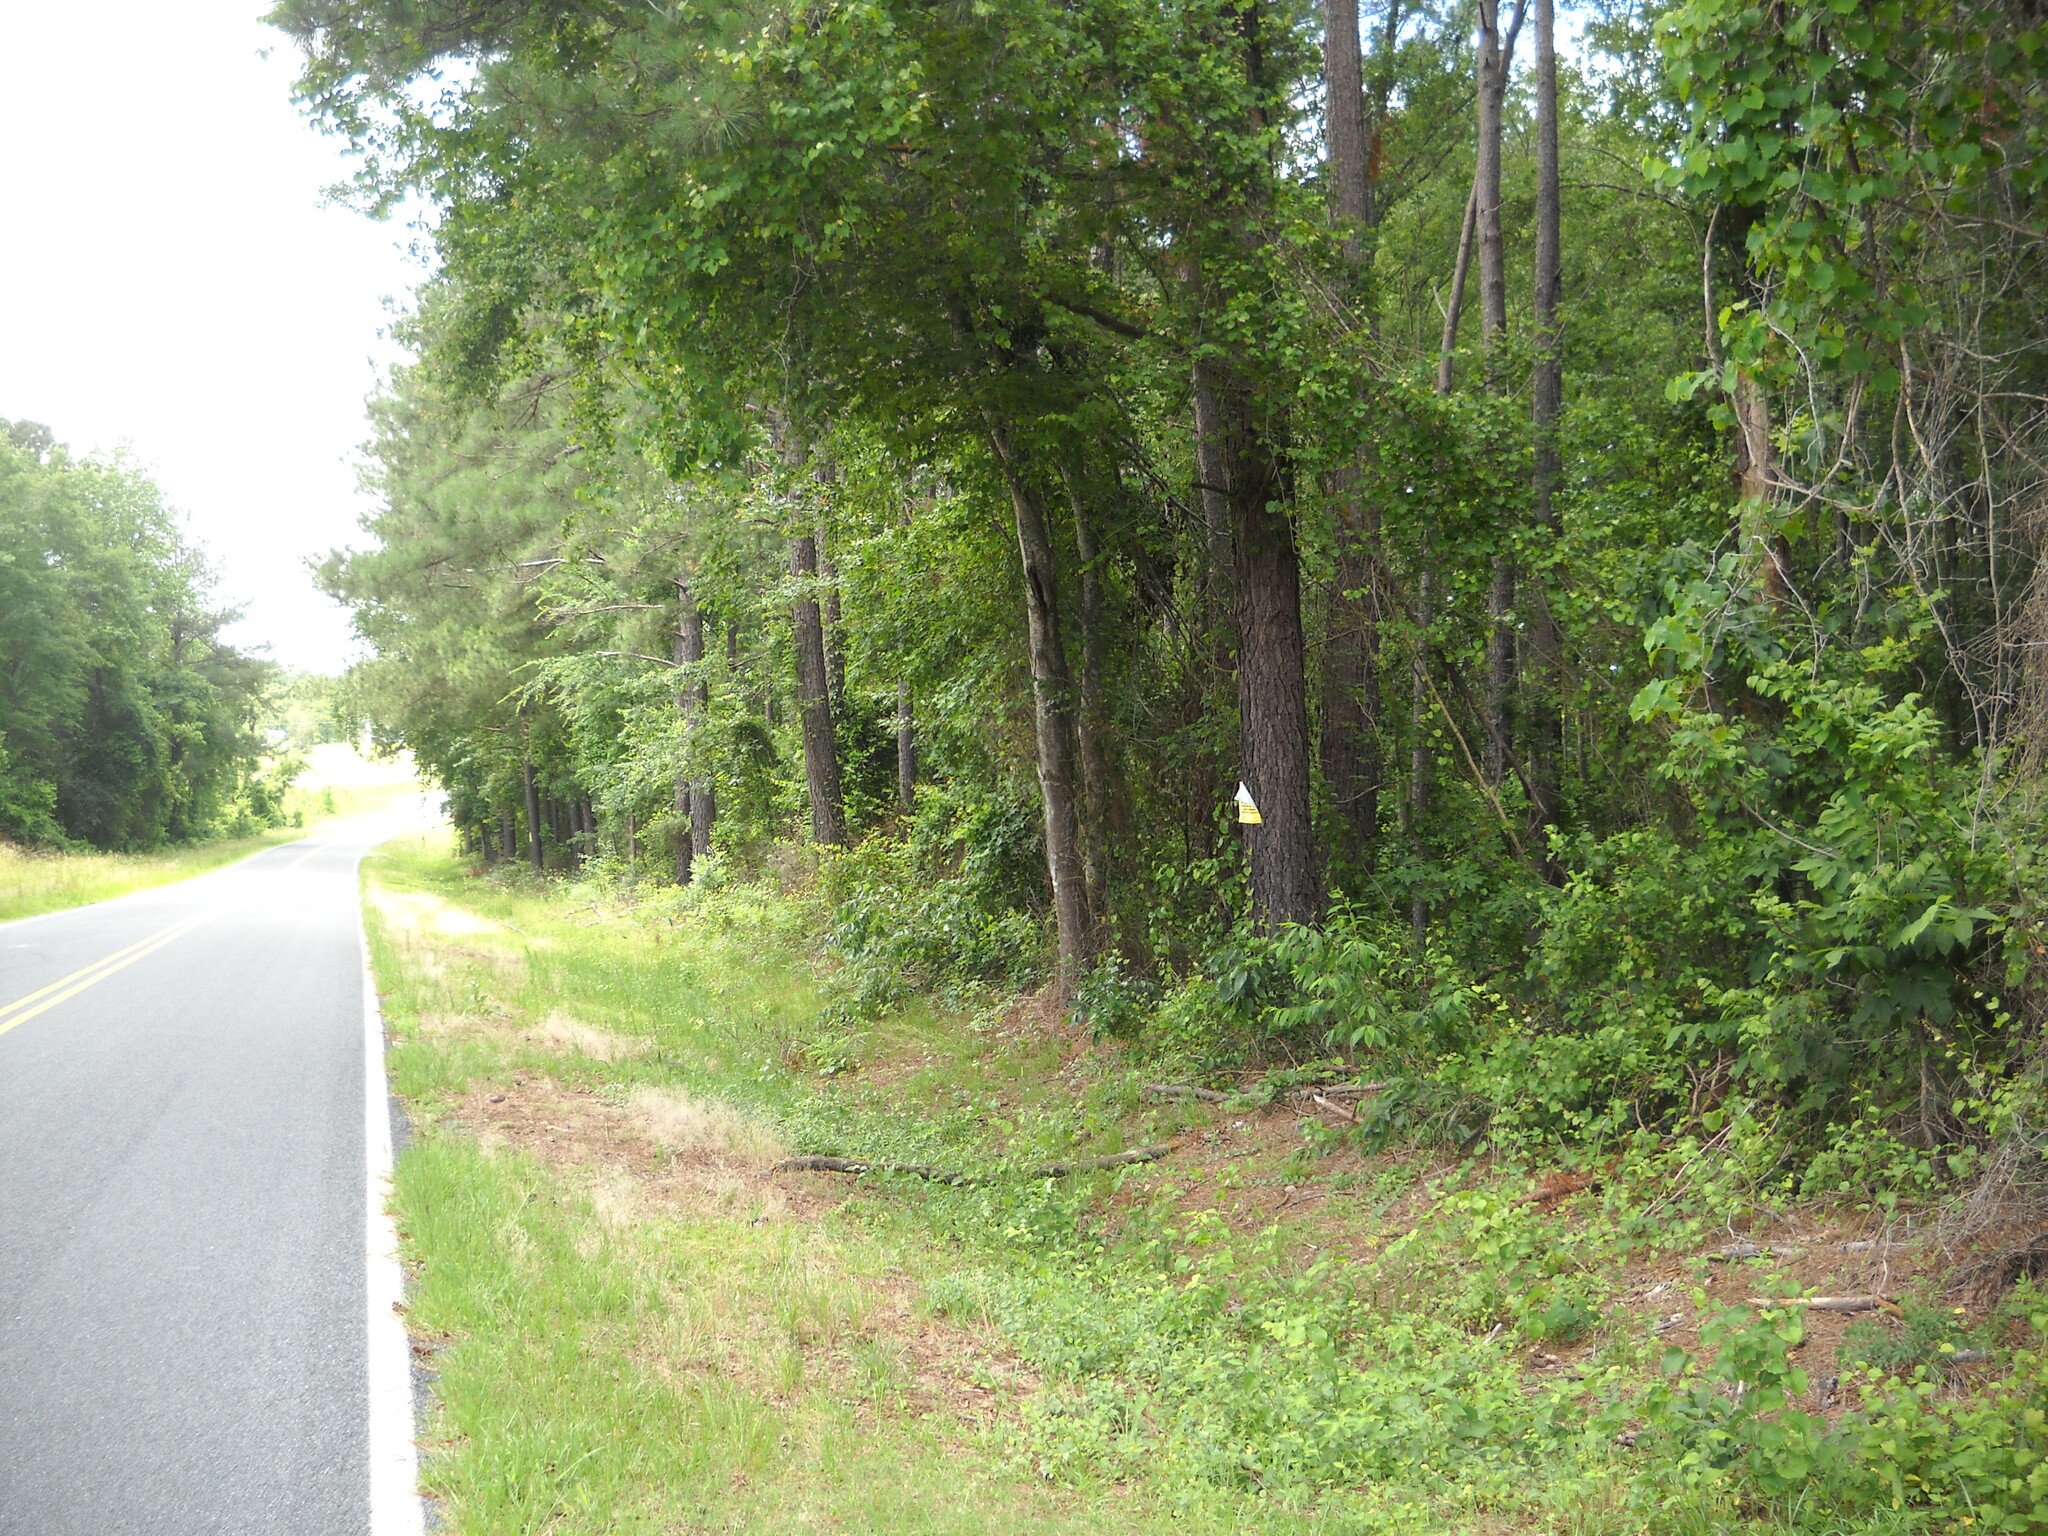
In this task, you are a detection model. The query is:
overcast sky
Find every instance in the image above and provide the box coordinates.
[0,3,425,674]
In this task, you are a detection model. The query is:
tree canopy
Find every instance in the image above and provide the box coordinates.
[0,421,287,850]
[281,0,2048,1150]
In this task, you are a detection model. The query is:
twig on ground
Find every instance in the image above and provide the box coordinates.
[773,1145,1172,1187]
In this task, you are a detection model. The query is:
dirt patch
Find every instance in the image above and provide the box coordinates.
[459,1075,816,1224]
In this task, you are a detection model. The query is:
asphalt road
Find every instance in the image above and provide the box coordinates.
[0,809,428,1534]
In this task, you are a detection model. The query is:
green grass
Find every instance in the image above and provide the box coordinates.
[0,779,416,924]
[367,832,1343,1534]
[363,832,2022,1536]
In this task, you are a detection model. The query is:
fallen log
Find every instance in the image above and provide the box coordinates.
[774,1145,1172,1187]
[1745,1294,1902,1315]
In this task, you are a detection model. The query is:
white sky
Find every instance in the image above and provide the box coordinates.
[0,2,425,674]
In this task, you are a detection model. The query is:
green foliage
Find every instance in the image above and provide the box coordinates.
[0,421,282,850]
[821,832,1049,1018]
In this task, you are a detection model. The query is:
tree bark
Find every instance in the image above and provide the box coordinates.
[676,573,716,865]
[1197,357,1323,930]
[1408,567,1433,949]
[1733,372,1791,601]
[789,534,847,847]
[1437,181,1480,394]
[672,591,695,884]
[897,681,916,811]
[1322,0,1371,265]
[1319,0,1383,870]
[1524,0,1565,862]
[1064,473,1115,909]
[1475,0,1526,791]
[523,761,543,871]
[985,417,1093,991]
[1474,0,1519,351]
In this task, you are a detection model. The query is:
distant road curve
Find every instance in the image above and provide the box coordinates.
[0,805,434,1535]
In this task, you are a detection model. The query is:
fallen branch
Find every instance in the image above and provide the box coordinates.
[774,1145,1172,1186]
[1711,1241,1803,1262]
[1310,1093,1358,1122]
[1144,1084,1229,1103]
[1746,1294,1902,1315]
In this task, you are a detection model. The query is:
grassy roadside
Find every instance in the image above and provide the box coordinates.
[365,832,2046,1536]
[0,778,416,924]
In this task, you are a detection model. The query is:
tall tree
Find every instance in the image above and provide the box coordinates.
[1523,0,1564,859]
[788,532,846,848]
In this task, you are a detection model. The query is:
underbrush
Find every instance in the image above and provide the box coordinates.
[368,830,2048,1534]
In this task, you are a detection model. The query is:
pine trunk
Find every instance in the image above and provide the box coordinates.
[1198,357,1322,930]
[1066,475,1114,909]
[1525,0,1565,863]
[676,573,716,863]
[1319,0,1384,870]
[789,534,847,847]
[523,761,543,871]
[985,418,1093,993]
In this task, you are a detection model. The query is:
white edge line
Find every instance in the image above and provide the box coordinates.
[360,860,426,1536]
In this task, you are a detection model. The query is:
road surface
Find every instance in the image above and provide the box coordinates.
[0,809,429,1534]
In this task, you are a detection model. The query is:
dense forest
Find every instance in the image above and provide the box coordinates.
[279,0,2047,1166]
[0,421,290,850]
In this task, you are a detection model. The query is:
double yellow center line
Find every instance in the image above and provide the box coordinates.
[0,914,209,1042]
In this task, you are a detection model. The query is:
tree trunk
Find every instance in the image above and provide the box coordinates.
[1475,0,1523,792]
[672,586,696,884]
[523,761,543,871]
[1734,372,1791,600]
[1525,0,1565,863]
[676,573,716,863]
[1064,474,1115,910]
[1319,0,1387,870]
[789,534,847,847]
[1474,0,1515,351]
[1437,181,1480,393]
[1198,358,1322,930]
[897,681,916,811]
[1321,0,1370,265]
[1408,567,1433,949]
[501,810,515,862]
[985,417,1093,992]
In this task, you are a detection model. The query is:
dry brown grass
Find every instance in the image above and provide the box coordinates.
[629,1085,786,1160]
